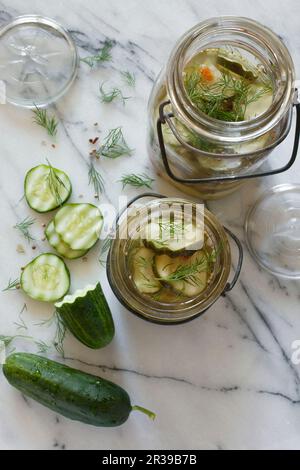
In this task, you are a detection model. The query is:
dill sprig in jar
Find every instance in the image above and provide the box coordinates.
[148,17,297,200]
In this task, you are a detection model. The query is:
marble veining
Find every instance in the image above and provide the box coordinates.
[0,0,300,450]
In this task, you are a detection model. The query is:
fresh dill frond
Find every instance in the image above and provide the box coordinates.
[0,334,30,348]
[99,82,130,105]
[120,70,136,87]
[119,173,154,189]
[184,70,272,122]
[2,278,20,292]
[46,159,67,206]
[34,314,56,327]
[32,106,58,137]
[96,127,133,159]
[36,311,66,357]
[0,334,50,354]
[53,312,66,358]
[14,216,36,243]
[88,162,105,199]
[14,303,28,331]
[158,220,184,239]
[35,339,51,354]
[157,254,208,284]
[80,40,114,67]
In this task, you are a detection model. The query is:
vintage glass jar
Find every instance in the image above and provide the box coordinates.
[107,194,243,324]
[147,17,298,200]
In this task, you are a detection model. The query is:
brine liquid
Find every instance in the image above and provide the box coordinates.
[127,229,217,304]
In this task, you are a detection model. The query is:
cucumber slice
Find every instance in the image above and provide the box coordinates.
[154,253,186,294]
[132,247,161,294]
[154,251,207,297]
[45,221,87,259]
[55,283,115,349]
[144,219,203,253]
[54,203,103,251]
[24,164,72,213]
[20,253,70,302]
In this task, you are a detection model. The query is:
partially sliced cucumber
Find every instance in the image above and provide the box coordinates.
[154,250,207,297]
[144,219,203,253]
[54,203,103,251]
[45,221,87,260]
[20,253,70,302]
[24,164,72,213]
[55,283,115,349]
[132,247,161,294]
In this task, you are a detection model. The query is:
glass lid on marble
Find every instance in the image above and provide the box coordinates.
[0,15,78,108]
[245,184,300,279]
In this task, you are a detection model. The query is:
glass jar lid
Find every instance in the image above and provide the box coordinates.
[0,15,78,108]
[245,184,300,278]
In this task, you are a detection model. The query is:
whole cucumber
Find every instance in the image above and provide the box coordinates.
[3,353,155,427]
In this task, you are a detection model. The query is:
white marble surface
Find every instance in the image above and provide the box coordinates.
[0,0,300,450]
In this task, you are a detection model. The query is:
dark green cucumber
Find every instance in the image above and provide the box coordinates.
[3,353,155,427]
[55,283,115,349]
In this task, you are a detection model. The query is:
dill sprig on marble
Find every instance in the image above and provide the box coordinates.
[32,106,58,136]
[119,173,154,189]
[80,40,114,67]
[120,70,136,87]
[53,312,67,358]
[88,162,105,198]
[99,82,130,105]
[35,311,66,357]
[96,127,133,159]
[14,216,35,243]
[0,334,51,354]
[2,278,20,292]
[13,303,28,331]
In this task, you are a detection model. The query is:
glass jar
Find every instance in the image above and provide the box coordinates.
[107,194,243,324]
[147,17,297,200]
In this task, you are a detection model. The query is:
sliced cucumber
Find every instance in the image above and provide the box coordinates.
[45,221,87,260]
[54,203,103,251]
[154,253,187,294]
[20,253,70,302]
[55,283,115,349]
[144,219,203,253]
[24,164,72,213]
[132,247,161,294]
[154,250,207,297]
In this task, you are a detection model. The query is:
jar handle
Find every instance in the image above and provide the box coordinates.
[222,227,244,295]
[157,100,300,183]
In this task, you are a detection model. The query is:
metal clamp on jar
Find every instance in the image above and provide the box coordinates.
[148,17,298,200]
[107,194,243,324]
